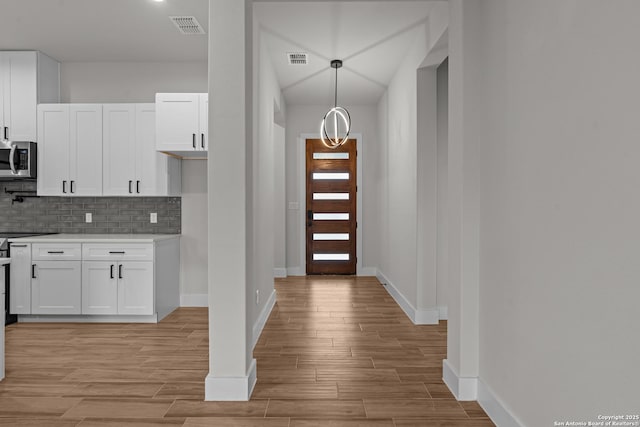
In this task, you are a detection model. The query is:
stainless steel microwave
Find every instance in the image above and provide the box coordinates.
[0,141,37,180]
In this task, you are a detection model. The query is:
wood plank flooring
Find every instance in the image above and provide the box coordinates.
[0,276,494,426]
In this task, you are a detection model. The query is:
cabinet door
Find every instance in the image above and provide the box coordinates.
[198,93,208,151]
[155,93,199,151]
[37,104,70,196]
[31,261,81,315]
[82,262,118,315]
[103,104,135,196]
[0,52,38,142]
[70,104,103,196]
[135,103,162,195]
[117,262,154,315]
[8,243,32,314]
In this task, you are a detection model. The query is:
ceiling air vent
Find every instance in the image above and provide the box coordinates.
[169,16,206,35]
[287,52,308,65]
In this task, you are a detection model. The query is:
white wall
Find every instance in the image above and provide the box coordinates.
[247,26,284,342]
[273,124,286,276]
[60,61,208,103]
[284,104,379,274]
[374,3,449,324]
[436,58,448,317]
[450,0,640,424]
[59,61,209,302]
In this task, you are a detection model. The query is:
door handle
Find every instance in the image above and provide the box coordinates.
[201,133,205,149]
[110,264,115,279]
[307,210,313,227]
[192,133,196,149]
[31,264,36,279]
[118,264,123,279]
[9,144,16,174]
[128,180,133,194]
[62,180,67,194]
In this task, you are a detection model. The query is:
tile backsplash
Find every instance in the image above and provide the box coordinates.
[0,181,181,234]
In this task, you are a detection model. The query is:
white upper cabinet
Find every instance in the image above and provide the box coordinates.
[37,104,103,196]
[103,103,181,196]
[155,93,208,158]
[0,51,59,142]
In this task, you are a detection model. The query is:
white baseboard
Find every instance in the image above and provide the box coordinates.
[478,378,525,427]
[17,314,157,323]
[415,307,441,324]
[205,359,257,401]
[359,266,377,276]
[273,268,287,278]
[439,305,448,320]
[376,270,440,325]
[442,359,478,401]
[287,266,304,276]
[252,289,277,349]
[180,293,208,307]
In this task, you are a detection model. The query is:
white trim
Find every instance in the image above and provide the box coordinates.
[438,305,448,320]
[478,379,525,427]
[252,289,277,349]
[415,307,440,324]
[273,268,287,278]
[442,359,478,401]
[287,266,304,276]
[205,359,257,401]
[298,133,363,275]
[360,266,377,276]
[17,314,158,323]
[180,293,209,307]
[376,270,440,325]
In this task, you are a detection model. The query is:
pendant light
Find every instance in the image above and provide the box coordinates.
[320,59,351,149]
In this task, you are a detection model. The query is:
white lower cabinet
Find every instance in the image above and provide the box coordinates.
[82,262,118,315]
[8,236,179,322]
[117,262,154,315]
[31,261,82,315]
[9,244,32,314]
[82,261,153,315]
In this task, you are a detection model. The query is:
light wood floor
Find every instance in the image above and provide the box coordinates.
[0,276,494,426]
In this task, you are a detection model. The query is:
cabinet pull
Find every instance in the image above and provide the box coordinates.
[31,264,36,279]
[109,251,125,254]
[201,133,205,149]
[47,251,64,254]
[3,126,7,140]
[192,133,196,149]
[118,264,123,279]
[11,244,27,248]
[136,180,140,194]
[110,264,115,279]
[128,180,133,194]
[71,180,75,193]
[62,180,67,194]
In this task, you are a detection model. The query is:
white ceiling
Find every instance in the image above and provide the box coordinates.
[0,0,435,105]
[255,1,433,105]
[0,0,208,62]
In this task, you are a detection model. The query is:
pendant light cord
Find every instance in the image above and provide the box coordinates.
[334,65,338,108]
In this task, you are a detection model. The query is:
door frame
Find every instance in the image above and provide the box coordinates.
[297,133,363,276]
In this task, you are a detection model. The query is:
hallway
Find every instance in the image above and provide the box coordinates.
[0,276,493,425]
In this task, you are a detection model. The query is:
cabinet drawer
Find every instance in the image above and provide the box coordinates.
[32,243,82,261]
[82,244,154,261]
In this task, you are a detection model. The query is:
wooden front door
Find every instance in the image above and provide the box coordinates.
[305,138,357,275]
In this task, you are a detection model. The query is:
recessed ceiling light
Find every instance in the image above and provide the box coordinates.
[152,0,164,2]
